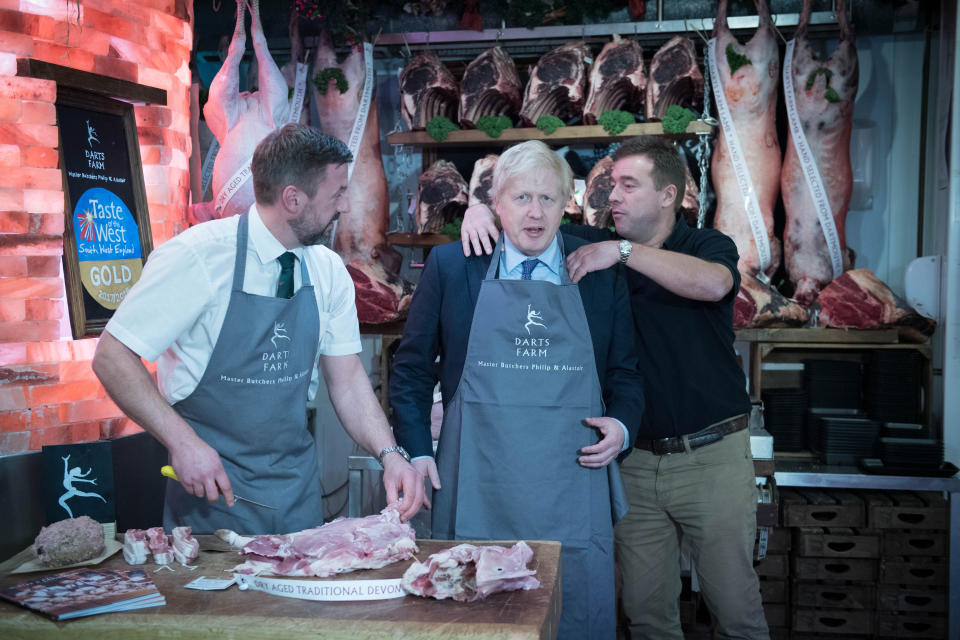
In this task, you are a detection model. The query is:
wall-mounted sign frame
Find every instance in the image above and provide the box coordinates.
[57,88,154,339]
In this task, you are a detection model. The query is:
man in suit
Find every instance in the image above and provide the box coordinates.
[389,140,643,640]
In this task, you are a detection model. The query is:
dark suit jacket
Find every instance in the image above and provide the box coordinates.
[389,234,645,459]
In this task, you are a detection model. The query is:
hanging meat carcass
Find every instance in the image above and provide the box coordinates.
[415,160,469,233]
[710,0,782,279]
[583,156,614,228]
[814,269,936,338]
[203,0,292,221]
[468,154,499,208]
[781,0,858,306]
[459,47,523,128]
[582,35,646,126]
[400,52,460,130]
[646,36,704,121]
[312,32,409,324]
[519,42,591,127]
[280,10,308,126]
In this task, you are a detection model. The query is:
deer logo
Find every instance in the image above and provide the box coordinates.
[524,304,547,334]
[271,322,291,349]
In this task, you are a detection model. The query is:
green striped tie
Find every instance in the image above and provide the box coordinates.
[276,252,296,299]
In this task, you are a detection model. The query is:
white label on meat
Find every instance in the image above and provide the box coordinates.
[345,42,375,183]
[213,160,252,213]
[707,38,772,274]
[284,62,309,127]
[200,140,220,200]
[783,40,844,280]
[233,574,406,601]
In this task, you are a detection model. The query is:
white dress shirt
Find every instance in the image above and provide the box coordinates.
[106,204,362,404]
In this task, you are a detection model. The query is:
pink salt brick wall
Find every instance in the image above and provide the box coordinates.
[0,0,192,455]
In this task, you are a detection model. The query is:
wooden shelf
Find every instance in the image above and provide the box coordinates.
[735,328,903,344]
[387,120,714,147]
[386,232,456,248]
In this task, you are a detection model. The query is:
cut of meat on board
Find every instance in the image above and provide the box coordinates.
[312,31,409,324]
[399,52,460,130]
[217,506,418,577]
[459,47,523,128]
[781,0,858,306]
[520,42,592,127]
[32,517,104,568]
[646,36,704,121]
[402,541,540,602]
[171,527,199,566]
[583,156,614,228]
[468,154,499,208]
[733,274,809,329]
[583,35,646,126]
[146,527,172,565]
[710,0,782,278]
[415,160,469,233]
[122,529,148,565]
[814,269,936,337]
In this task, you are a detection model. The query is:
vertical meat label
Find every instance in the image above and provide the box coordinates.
[73,187,143,309]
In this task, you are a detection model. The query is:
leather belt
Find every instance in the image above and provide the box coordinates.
[634,414,749,456]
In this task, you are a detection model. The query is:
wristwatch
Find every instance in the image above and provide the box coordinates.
[618,239,633,264]
[378,445,411,466]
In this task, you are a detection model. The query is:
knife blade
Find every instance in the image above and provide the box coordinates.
[160,465,277,510]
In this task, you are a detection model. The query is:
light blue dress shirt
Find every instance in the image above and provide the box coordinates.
[499,235,563,284]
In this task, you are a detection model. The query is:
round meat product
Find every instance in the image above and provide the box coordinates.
[32,516,105,567]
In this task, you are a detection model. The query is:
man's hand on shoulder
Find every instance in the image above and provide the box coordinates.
[382,453,425,522]
[168,437,235,506]
[461,204,499,257]
[566,241,621,283]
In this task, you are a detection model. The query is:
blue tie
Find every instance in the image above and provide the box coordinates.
[521,258,539,281]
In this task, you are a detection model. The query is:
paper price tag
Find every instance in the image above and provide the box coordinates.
[184,576,238,591]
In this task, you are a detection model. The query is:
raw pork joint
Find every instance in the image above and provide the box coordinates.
[646,36,704,121]
[122,529,149,565]
[415,160,469,233]
[520,42,591,127]
[459,47,523,128]
[583,35,646,126]
[217,506,417,577]
[710,0,782,279]
[402,541,540,602]
[203,0,291,221]
[399,52,460,130]
[814,269,936,337]
[172,527,199,566]
[781,0,858,306]
[312,31,410,324]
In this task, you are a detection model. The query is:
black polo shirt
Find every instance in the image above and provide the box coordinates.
[562,219,751,441]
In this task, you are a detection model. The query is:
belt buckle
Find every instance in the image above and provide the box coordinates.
[652,437,675,456]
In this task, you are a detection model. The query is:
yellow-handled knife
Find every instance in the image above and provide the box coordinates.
[161,465,277,509]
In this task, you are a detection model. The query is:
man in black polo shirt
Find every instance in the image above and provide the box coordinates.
[462,136,768,639]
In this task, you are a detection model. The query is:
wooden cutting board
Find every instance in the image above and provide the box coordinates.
[0,538,561,639]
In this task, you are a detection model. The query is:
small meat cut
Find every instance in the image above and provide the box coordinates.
[459,47,523,128]
[646,36,704,121]
[733,274,809,329]
[172,527,199,566]
[415,160,469,233]
[468,154,499,208]
[583,35,646,125]
[402,541,540,602]
[217,506,418,577]
[146,527,173,565]
[33,517,104,567]
[520,42,591,127]
[399,52,460,130]
[814,269,936,337]
[583,156,615,228]
[122,529,148,565]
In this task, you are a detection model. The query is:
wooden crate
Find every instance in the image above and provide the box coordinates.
[793,608,875,635]
[794,527,881,558]
[793,582,875,609]
[879,585,947,613]
[762,602,789,628]
[754,554,789,579]
[759,578,788,603]
[878,613,948,638]
[883,530,948,557]
[881,557,948,586]
[792,557,878,582]
[865,491,949,530]
[781,488,866,528]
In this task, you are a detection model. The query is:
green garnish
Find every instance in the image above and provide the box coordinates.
[726,43,751,74]
[426,115,459,142]
[313,67,348,95]
[662,105,697,134]
[475,115,512,138]
[440,218,462,239]
[536,114,565,134]
[597,110,634,135]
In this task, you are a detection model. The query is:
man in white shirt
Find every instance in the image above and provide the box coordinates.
[93,124,422,533]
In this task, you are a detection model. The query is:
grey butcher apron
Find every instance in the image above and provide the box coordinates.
[163,212,323,535]
[433,234,626,640]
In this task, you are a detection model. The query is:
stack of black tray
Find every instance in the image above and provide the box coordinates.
[761,388,807,451]
[804,359,862,410]
[864,351,922,423]
[878,437,942,468]
[810,414,880,465]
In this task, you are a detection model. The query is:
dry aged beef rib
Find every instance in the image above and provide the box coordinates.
[400,52,460,130]
[520,42,591,127]
[583,156,615,228]
[459,47,523,128]
[217,506,417,577]
[813,269,936,337]
[416,160,469,233]
[781,0,858,306]
[646,36,704,121]
[583,35,646,126]
[734,274,809,329]
[402,541,540,602]
[468,154,499,208]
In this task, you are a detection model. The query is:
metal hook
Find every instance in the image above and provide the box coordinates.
[400,32,412,61]
[771,13,788,45]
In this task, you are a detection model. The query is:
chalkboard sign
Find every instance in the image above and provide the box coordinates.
[57,88,153,338]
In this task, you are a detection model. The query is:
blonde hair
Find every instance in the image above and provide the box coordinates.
[492,140,572,203]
